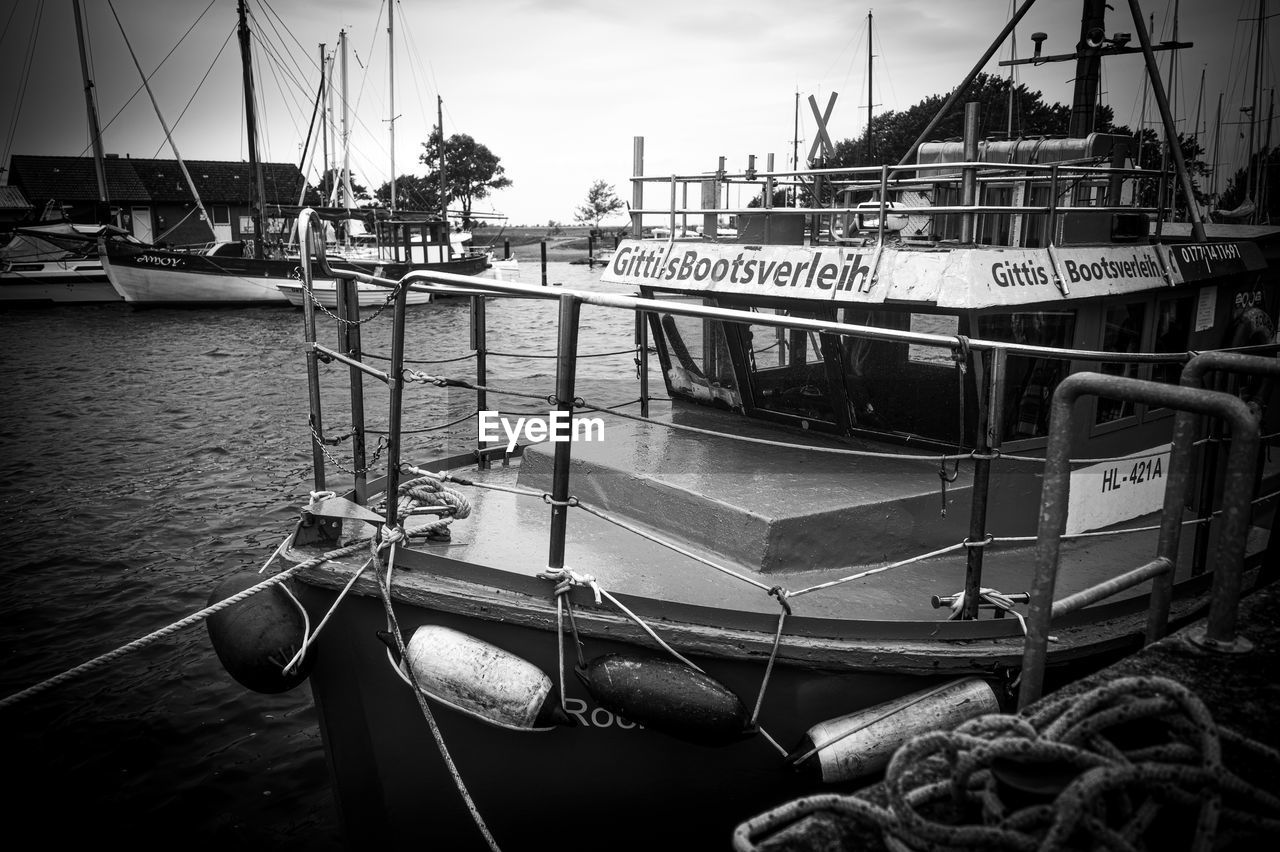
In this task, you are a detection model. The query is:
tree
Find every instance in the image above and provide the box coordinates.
[419,130,512,226]
[574,180,624,228]
[316,168,369,205]
[374,174,441,211]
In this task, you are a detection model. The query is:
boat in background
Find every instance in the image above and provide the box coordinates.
[0,223,135,304]
[213,2,1279,849]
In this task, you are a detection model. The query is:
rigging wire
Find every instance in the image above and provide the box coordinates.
[148,25,236,160]
[1,0,43,176]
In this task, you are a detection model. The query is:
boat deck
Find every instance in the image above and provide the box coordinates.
[328,408,1268,624]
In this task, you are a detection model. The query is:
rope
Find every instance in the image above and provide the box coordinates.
[385,474,473,538]
[371,540,502,852]
[733,676,1280,852]
[0,538,366,711]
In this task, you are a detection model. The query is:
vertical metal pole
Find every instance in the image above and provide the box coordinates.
[300,217,326,492]
[540,241,548,286]
[961,102,980,244]
[503,239,510,260]
[383,285,410,531]
[961,348,993,619]
[337,276,367,503]
[764,153,775,244]
[632,136,645,238]
[473,294,490,470]
[547,296,582,571]
[636,311,650,418]
[1043,164,1059,247]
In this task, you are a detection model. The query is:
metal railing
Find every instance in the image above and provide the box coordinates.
[1016,358,1274,710]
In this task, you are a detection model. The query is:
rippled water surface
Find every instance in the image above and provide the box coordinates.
[0,262,638,848]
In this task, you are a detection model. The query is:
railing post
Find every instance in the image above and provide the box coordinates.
[1042,164,1059,247]
[547,295,582,571]
[337,274,367,503]
[636,310,650,418]
[299,212,326,493]
[382,283,410,532]
[472,293,489,470]
[960,347,994,619]
[960,101,979,244]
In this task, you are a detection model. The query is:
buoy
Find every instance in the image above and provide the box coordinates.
[206,571,312,694]
[380,626,571,730]
[789,677,1000,783]
[575,651,751,746]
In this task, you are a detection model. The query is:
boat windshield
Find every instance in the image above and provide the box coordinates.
[975,311,1076,441]
[648,291,977,448]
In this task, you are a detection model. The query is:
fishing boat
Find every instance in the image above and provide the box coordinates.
[0,223,132,304]
[212,2,1278,849]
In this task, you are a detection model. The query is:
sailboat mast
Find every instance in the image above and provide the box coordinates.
[340,27,353,220]
[388,2,396,214]
[72,0,111,225]
[319,43,328,205]
[866,10,873,162]
[437,95,447,221]
[1247,0,1265,218]
[237,0,268,259]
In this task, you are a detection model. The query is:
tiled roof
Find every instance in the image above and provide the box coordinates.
[6,155,309,206]
[0,185,32,211]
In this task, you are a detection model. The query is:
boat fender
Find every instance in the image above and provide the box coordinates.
[379,627,572,730]
[205,571,313,694]
[788,677,999,783]
[575,652,752,746]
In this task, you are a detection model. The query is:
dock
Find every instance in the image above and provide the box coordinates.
[736,574,1280,851]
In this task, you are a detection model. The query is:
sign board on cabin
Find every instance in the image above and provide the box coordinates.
[601,240,888,303]
[1162,242,1265,284]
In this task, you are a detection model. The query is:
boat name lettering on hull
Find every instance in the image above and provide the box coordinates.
[991,260,1051,287]
[135,254,185,268]
[1066,444,1171,535]
[562,697,640,730]
[1060,254,1163,284]
[601,241,886,303]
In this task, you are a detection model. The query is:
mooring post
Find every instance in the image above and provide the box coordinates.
[540,240,548,286]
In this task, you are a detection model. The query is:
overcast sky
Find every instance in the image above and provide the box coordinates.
[1,0,1274,225]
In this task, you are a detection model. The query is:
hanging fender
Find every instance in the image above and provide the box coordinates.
[575,651,752,746]
[379,626,571,730]
[788,677,999,783]
[206,571,313,694]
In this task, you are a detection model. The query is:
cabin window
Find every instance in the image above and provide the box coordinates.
[1095,301,1147,424]
[976,311,1076,441]
[1150,296,1194,388]
[741,308,840,426]
[650,296,740,408]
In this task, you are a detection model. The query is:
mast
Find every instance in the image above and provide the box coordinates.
[237,0,267,259]
[388,1,397,214]
[792,89,800,206]
[319,43,328,206]
[866,10,873,162]
[437,94,447,221]
[1211,92,1223,202]
[72,0,111,225]
[1068,0,1107,137]
[340,28,353,224]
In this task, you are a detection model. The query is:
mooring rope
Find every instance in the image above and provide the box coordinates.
[0,538,367,711]
[732,675,1280,852]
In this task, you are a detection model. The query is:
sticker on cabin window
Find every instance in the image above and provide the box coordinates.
[1065,443,1171,536]
[1194,286,1217,333]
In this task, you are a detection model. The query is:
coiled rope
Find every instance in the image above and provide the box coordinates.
[733,675,1280,852]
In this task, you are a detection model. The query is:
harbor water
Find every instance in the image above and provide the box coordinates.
[0,262,640,849]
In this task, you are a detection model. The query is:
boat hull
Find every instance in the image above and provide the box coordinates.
[101,242,491,307]
[0,263,121,304]
[297,585,952,851]
[275,281,435,308]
